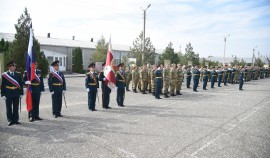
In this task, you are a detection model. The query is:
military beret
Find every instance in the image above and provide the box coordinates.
[51,60,59,66]
[118,63,124,67]
[88,63,95,68]
[6,61,16,67]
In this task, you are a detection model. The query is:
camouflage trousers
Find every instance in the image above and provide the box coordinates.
[176,78,183,91]
[126,78,131,90]
[132,79,139,90]
[163,80,170,94]
[151,79,155,93]
[170,80,176,94]
[141,79,148,91]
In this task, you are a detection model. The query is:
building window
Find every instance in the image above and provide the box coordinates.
[63,57,66,66]
[59,57,63,66]
[55,57,58,61]
[47,56,54,65]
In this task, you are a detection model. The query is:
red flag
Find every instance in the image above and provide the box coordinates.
[104,39,116,89]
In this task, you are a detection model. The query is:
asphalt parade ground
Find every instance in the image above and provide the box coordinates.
[0,77,270,158]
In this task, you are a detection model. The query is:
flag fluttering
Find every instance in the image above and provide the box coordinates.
[26,23,35,112]
[104,38,116,89]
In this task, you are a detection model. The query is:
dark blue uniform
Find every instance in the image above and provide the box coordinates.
[251,68,255,80]
[202,70,209,90]
[211,70,216,88]
[186,69,192,88]
[223,68,229,85]
[239,70,244,90]
[1,71,23,124]
[154,69,162,99]
[217,70,223,87]
[231,68,235,83]
[48,71,66,116]
[192,69,200,92]
[116,70,126,106]
[85,72,99,110]
[99,72,111,109]
[23,69,45,120]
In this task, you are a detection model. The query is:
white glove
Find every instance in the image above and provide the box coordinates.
[103,78,106,81]
[25,81,31,84]
[3,96,7,100]
[51,91,54,95]
[63,90,65,94]
[87,88,90,92]
[20,95,23,99]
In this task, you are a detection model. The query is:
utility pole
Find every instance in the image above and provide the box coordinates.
[223,34,230,66]
[252,46,257,67]
[141,4,151,65]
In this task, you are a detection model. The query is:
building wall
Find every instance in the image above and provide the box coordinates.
[82,48,95,70]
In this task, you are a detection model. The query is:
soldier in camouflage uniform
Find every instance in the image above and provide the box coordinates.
[176,64,183,95]
[125,67,132,91]
[150,65,157,96]
[163,64,170,98]
[170,64,177,96]
[137,67,142,92]
[132,65,139,93]
[140,64,148,94]
[147,66,152,93]
[234,65,240,84]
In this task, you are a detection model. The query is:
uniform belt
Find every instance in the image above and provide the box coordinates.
[6,86,18,89]
[52,83,62,86]
[212,75,216,76]
[232,72,235,73]
[156,77,162,78]
[218,74,222,76]
[31,83,40,86]
[118,80,125,82]
[203,75,208,76]
[193,74,199,76]
[88,83,97,85]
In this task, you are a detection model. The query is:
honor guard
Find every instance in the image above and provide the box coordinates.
[48,60,66,117]
[99,62,111,109]
[116,63,126,107]
[85,63,99,111]
[186,66,192,88]
[192,65,200,92]
[202,66,209,90]
[154,64,162,99]
[1,61,23,126]
[23,61,45,122]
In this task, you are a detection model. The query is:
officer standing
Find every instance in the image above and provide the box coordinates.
[231,65,236,84]
[223,65,229,86]
[140,64,148,94]
[48,60,66,117]
[176,64,183,95]
[239,66,245,90]
[210,66,216,88]
[192,65,200,92]
[162,64,170,98]
[202,66,209,90]
[125,66,131,91]
[154,64,162,99]
[132,65,139,93]
[85,63,99,111]
[116,63,126,107]
[1,61,23,126]
[150,65,157,96]
[186,66,192,88]
[24,61,45,122]
[217,67,223,87]
[99,62,111,109]
[170,64,177,96]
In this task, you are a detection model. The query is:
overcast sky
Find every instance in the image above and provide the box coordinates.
[0,0,270,58]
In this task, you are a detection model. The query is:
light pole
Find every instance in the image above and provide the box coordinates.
[223,34,230,66]
[252,46,258,67]
[141,4,151,65]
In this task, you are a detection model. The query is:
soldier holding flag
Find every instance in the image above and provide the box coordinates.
[1,61,23,126]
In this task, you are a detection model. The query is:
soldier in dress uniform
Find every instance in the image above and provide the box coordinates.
[231,65,236,84]
[186,66,192,88]
[223,65,229,86]
[48,60,67,117]
[99,62,111,109]
[176,64,183,95]
[116,63,126,107]
[132,65,139,93]
[170,64,177,96]
[125,66,132,91]
[202,66,209,90]
[217,66,223,87]
[210,66,216,88]
[163,64,170,98]
[239,66,245,90]
[192,65,200,92]
[23,61,45,122]
[154,64,162,99]
[1,61,23,126]
[140,64,148,94]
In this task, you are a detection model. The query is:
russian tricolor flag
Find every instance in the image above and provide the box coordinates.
[26,23,35,112]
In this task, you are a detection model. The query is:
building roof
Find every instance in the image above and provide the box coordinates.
[0,32,130,52]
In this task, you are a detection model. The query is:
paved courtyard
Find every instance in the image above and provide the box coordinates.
[0,77,270,158]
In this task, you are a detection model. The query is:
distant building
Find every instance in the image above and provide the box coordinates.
[0,32,131,71]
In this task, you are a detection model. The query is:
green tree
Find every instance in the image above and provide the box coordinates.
[129,31,156,66]
[230,55,239,66]
[184,43,200,66]
[8,8,49,76]
[91,36,108,62]
[255,57,264,67]
[239,58,246,66]
[72,47,83,73]
[38,51,49,77]
[158,42,179,65]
